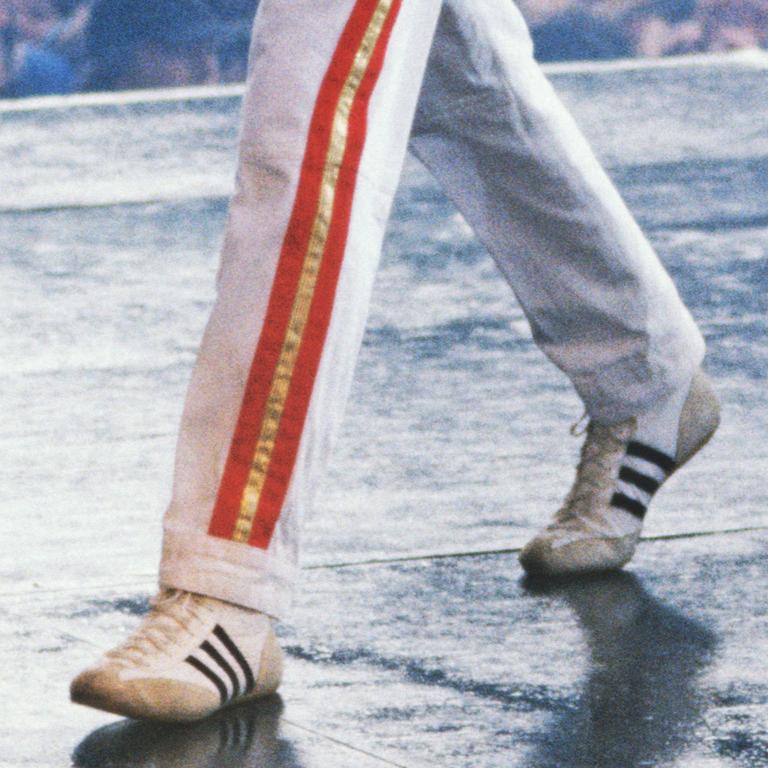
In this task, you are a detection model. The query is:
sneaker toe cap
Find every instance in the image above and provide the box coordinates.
[519,533,638,576]
[71,666,219,721]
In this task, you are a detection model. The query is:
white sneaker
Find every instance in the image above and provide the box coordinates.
[70,589,283,721]
[519,369,720,576]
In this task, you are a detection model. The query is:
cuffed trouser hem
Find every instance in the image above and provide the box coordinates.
[159,528,297,619]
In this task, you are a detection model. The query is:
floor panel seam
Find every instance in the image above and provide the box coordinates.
[2,525,765,601]
[307,525,768,570]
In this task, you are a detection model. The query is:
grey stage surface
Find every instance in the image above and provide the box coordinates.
[1,52,767,766]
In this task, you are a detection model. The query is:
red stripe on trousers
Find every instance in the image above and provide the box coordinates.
[208,0,403,546]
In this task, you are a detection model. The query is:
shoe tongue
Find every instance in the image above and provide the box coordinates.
[593,418,630,435]
[153,587,200,607]
[151,589,221,626]
[150,587,180,605]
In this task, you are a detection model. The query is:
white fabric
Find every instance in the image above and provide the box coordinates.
[410,0,704,423]
[160,0,704,617]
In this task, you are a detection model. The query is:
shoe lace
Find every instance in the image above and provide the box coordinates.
[554,417,635,527]
[105,588,211,667]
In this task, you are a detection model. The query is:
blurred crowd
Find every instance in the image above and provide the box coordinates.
[1,0,767,98]
[521,0,768,61]
[0,0,256,97]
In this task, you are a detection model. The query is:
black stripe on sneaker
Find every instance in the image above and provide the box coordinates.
[213,624,256,692]
[185,655,228,703]
[626,441,676,475]
[618,466,661,495]
[610,492,647,519]
[201,640,240,700]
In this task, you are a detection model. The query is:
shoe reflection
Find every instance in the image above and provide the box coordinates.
[522,571,717,768]
[72,694,303,768]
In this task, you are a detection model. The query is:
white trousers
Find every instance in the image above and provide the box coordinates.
[160,0,705,617]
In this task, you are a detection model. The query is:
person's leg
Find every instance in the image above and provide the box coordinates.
[409,0,718,574]
[160,0,442,617]
[72,0,443,720]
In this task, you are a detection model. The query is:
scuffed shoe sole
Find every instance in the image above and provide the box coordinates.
[519,532,639,577]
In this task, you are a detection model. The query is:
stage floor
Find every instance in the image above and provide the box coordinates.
[1,53,767,767]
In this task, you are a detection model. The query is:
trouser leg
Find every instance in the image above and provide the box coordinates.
[409,0,705,424]
[160,0,442,618]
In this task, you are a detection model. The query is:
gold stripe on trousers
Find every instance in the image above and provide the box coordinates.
[232,0,396,543]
